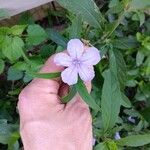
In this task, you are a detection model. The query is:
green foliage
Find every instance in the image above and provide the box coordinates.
[0,59,4,74]
[26,24,47,45]
[28,72,61,79]
[10,25,27,36]
[129,0,150,10]
[94,142,109,150]
[68,15,82,39]
[109,48,127,88]
[0,0,150,149]
[101,69,122,131]
[2,36,24,61]
[76,79,100,111]
[46,28,67,48]
[56,0,104,29]
[7,67,23,81]
[0,120,19,147]
[116,134,150,147]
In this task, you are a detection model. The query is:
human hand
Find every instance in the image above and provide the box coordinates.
[18,54,93,150]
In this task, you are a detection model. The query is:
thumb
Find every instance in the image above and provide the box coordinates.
[18,54,64,108]
[30,54,64,94]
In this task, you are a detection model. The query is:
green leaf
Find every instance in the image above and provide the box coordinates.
[0,27,10,35]
[69,15,82,39]
[8,141,19,150]
[26,24,47,45]
[137,11,145,26]
[109,0,120,8]
[94,142,109,150]
[0,59,4,74]
[2,36,24,61]
[107,4,123,14]
[56,0,104,29]
[146,57,150,75]
[8,132,20,150]
[75,79,100,111]
[109,49,127,89]
[46,28,67,48]
[116,134,150,147]
[23,74,33,83]
[140,106,150,123]
[107,140,118,150]
[121,93,132,108]
[139,82,150,98]
[28,71,61,79]
[125,79,138,87]
[101,69,121,131]
[11,25,27,35]
[7,67,23,81]
[136,51,145,66]
[142,36,150,50]
[132,11,145,26]
[12,61,29,71]
[136,32,143,42]
[40,44,55,58]
[19,12,34,25]
[129,0,150,10]
[112,37,138,50]
[0,119,18,145]
[62,86,77,103]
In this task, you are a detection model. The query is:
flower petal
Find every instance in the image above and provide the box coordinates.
[81,47,101,65]
[78,64,95,82]
[61,66,78,85]
[67,39,84,58]
[54,53,72,67]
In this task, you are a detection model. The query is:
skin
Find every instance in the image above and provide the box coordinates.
[17,54,93,150]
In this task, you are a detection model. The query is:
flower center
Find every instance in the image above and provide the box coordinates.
[72,59,82,67]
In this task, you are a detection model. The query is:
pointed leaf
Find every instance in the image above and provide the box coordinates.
[11,25,27,35]
[101,69,121,131]
[26,24,47,45]
[69,15,82,39]
[109,49,127,89]
[129,0,150,10]
[75,79,100,111]
[46,28,67,48]
[94,142,109,150]
[116,134,150,147]
[2,36,24,61]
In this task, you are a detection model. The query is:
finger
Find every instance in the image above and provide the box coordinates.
[29,54,64,95]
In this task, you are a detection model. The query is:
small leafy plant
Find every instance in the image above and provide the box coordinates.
[0,0,150,149]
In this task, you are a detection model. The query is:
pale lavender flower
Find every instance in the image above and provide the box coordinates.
[128,116,135,123]
[92,138,96,146]
[54,39,101,85]
[114,132,121,140]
